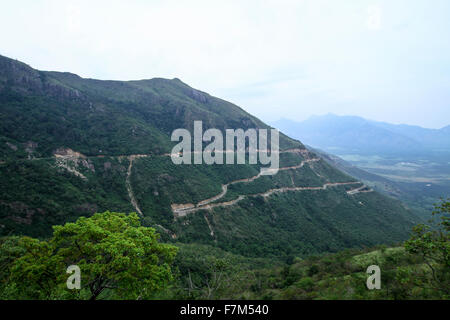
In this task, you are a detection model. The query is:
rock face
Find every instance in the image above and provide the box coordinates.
[53,148,95,179]
[0,54,84,100]
[188,88,208,104]
[0,56,42,91]
[54,147,86,159]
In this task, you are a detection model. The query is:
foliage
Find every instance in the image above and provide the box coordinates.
[3,211,178,300]
[165,201,449,300]
[0,157,133,237]
[0,54,420,261]
[0,54,441,300]
[403,198,449,297]
[174,190,418,259]
[0,203,448,300]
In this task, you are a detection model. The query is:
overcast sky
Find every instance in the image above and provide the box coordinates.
[1,0,449,129]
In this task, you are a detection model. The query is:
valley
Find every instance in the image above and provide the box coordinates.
[271,115,450,218]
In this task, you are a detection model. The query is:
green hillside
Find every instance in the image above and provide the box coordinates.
[0,54,420,258]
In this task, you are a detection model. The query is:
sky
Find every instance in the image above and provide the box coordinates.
[1,0,449,129]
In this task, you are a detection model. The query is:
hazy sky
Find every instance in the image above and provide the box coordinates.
[1,0,449,129]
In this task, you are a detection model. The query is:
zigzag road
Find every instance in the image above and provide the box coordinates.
[172,153,373,217]
[38,148,373,219]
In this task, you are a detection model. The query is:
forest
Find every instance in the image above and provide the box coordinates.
[0,199,447,300]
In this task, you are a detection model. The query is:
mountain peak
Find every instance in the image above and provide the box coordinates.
[0,53,39,77]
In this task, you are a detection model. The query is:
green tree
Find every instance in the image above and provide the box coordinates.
[9,211,178,300]
[404,198,450,297]
[0,236,27,298]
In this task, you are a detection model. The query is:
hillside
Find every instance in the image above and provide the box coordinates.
[308,146,441,217]
[0,55,420,258]
[271,115,450,218]
[309,146,406,198]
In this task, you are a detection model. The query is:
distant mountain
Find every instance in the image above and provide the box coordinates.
[271,114,450,156]
[306,146,440,216]
[271,115,450,218]
[373,122,450,152]
[0,55,420,258]
[442,125,450,134]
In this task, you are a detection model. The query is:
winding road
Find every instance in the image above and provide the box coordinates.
[171,152,373,217]
[48,147,373,220]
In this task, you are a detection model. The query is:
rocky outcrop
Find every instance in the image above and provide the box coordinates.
[0,54,85,101]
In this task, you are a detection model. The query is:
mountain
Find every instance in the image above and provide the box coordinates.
[271,115,450,218]
[271,114,450,156]
[442,125,450,133]
[308,145,405,197]
[0,55,420,259]
[373,122,450,152]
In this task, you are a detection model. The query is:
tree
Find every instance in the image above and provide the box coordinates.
[9,211,178,300]
[0,236,27,298]
[404,198,450,297]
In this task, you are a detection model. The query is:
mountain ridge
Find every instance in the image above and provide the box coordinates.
[0,55,420,258]
[271,114,450,156]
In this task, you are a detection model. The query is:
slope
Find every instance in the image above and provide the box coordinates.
[0,55,419,258]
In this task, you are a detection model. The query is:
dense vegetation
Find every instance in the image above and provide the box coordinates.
[0,157,133,237]
[154,199,449,300]
[1,54,440,301]
[0,212,177,300]
[173,190,418,258]
[0,54,421,258]
[0,200,448,300]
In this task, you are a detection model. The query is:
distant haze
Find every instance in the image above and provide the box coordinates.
[271,114,450,157]
[1,0,449,128]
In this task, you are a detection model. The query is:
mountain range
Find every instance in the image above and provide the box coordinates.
[0,55,420,259]
[271,114,450,156]
[271,115,450,218]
